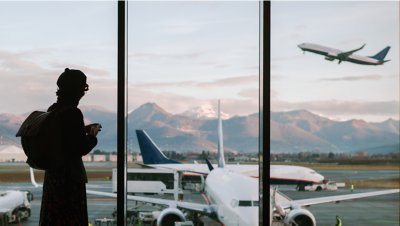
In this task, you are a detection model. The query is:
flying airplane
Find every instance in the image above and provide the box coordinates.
[298,42,390,65]
[136,129,325,188]
[0,189,33,223]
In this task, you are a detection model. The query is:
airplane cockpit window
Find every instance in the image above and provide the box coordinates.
[238,200,253,207]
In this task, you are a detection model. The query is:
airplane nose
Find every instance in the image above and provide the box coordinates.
[297,44,303,49]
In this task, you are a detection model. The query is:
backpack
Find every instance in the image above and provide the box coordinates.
[16,110,65,170]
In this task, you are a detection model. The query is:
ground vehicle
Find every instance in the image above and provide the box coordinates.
[305,181,339,191]
[112,168,183,200]
[0,190,33,223]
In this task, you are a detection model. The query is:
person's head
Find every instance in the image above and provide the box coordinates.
[56,68,89,101]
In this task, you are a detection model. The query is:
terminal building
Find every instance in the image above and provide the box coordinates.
[0,145,26,162]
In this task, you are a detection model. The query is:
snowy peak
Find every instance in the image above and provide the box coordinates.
[180,104,230,120]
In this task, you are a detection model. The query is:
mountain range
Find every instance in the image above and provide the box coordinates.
[0,103,398,154]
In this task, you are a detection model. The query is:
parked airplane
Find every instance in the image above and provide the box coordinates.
[270,187,399,226]
[29,100,400,226]
[0,189,33,223]
[136,129,258,177]
[270,165,325,191]
[31,101,260,226]
[298,42,390,65]
[136,129,325,188]
[30,166,399,226]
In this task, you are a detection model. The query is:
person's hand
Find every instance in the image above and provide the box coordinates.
[85,123,102,137]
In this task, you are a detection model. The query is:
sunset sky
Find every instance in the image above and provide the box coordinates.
[0,1,398,122]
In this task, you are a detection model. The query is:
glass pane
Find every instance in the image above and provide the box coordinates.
[0,2,117,225]
[271,1,399,225]
[127,1,260,226]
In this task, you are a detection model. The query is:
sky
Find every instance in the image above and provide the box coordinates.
[0,1,260,117]
[271,1,399,122]
[0,1,398,122]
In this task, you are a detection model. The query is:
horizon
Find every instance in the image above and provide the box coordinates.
[2,102,398,124]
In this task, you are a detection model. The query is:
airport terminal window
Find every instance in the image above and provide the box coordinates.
[1,1,264,225]
[127,1,261,225]
[0,2,118,225]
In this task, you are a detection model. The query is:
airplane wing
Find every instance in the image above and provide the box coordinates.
[30,168,215,216]
[86,189,214,214]
[338,43,366,58]
[280,189,399,209]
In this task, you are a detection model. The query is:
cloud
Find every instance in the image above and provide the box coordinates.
[238,88,259,99]
[130,51,204,61]
[0,49,51,76]
[50,63,110,78]
[320,74,383,81]
[0,48,114,114]
[271,99,399,121]
[0,48,259,116]
[133,74,258,89]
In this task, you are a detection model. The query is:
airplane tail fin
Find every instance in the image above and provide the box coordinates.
[30,168,41,188]
[217,100,226,168]
[370,46,390,61]
[205,158,214,171]
[136,130,180,164]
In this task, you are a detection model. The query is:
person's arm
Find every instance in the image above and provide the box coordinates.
[62,108,97,156]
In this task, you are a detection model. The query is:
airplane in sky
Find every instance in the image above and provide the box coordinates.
[136,129,325,188]
[298,42,390,65]
[0,189,33,223]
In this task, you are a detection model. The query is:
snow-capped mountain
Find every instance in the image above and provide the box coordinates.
[180,104,230,120]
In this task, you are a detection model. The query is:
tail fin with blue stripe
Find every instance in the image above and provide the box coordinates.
[370,46,390,61]
[136,130,180,164]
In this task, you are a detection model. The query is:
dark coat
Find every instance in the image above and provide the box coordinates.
[39,102,97,226]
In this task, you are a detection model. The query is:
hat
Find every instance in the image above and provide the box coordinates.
[57,68,88,91]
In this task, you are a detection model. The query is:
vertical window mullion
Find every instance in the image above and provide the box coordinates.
[117,1,127,226]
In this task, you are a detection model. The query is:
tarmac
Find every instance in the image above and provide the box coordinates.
[3,182,399,226]
[1,165,399,226]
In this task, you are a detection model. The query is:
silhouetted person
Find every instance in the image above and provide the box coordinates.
[39,68,100,226]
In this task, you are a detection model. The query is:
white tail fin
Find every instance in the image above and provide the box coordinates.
[217,100,225,168]
[30,168,41,188]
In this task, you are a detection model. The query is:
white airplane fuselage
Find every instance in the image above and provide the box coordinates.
[148,163,259,177]
[298,43,389,65]
[205,168,259,226]
[270,165,325,185]
[147,163,324,187]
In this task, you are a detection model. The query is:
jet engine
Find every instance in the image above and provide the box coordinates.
[283,208,316,226]
[156,208,186,226]
[325,56,335,61]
